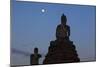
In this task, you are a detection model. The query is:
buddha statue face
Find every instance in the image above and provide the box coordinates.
[61,14,67,25]
[34,48,38,54]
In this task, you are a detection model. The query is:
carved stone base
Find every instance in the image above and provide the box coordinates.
[43,39,80,64]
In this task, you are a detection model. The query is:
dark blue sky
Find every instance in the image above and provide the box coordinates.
[11,1,96,65]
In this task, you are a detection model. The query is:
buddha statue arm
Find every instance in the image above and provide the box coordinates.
[67,25,70,37]
[56,25,59,38]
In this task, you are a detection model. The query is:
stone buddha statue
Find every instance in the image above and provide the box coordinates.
[43,14,80,64]
[56,14,70,41]
[30,47,41,65]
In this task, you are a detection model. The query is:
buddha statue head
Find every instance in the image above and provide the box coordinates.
[34,47,38,54]
[61,14,67,25]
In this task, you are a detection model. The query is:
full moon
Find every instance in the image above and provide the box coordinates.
[41,9,45,13]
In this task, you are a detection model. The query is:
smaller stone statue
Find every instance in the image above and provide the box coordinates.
[30,47,41,65]
[56,14,70,41]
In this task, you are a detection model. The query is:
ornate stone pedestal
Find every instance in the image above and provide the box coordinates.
[43,39,80,64]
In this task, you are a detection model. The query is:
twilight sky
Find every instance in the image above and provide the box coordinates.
[11,0,96,65]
